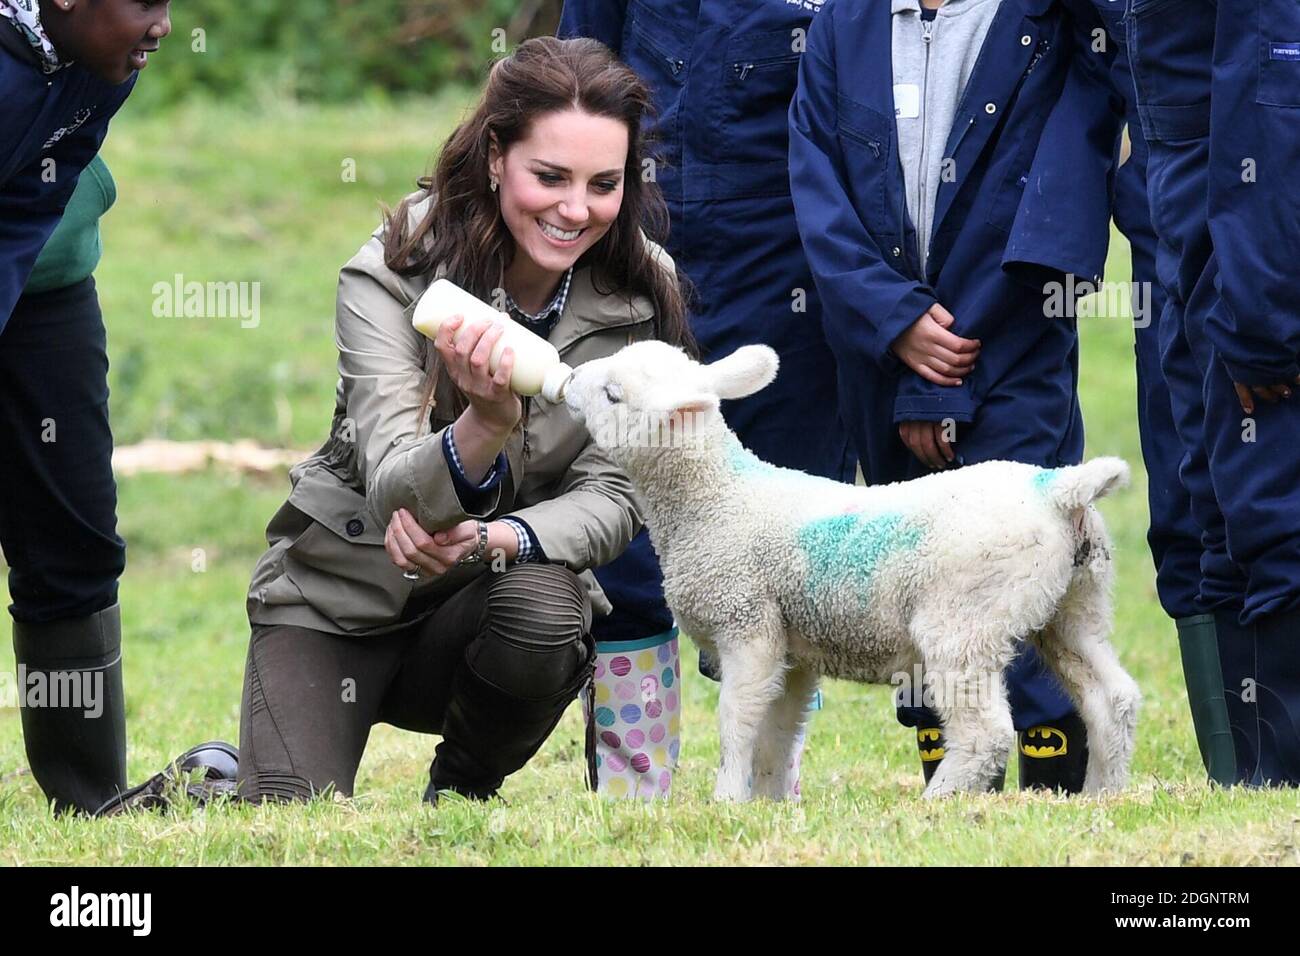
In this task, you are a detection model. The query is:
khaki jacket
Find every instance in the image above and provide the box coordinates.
[246,196,664,636]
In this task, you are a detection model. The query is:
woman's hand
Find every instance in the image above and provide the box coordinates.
[384,510,519,576]
[890,304,980,386]
[435,313,521,434]
[899,420,955,470]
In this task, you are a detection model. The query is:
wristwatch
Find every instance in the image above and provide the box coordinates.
[456,520,490,566]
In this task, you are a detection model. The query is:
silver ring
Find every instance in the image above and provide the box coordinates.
[402,569,421,581]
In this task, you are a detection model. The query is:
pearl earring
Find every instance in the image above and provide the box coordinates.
[489,177,499,192]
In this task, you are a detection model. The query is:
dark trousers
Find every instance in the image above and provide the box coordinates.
[238,562,593,801]
[0,278,125,624]
[1118,137,1203,622]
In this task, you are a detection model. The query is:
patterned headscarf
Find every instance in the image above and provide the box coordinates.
[1,0,67,74]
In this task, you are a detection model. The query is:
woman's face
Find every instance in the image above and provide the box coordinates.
[490,109,629,282]
[45,0,172,86]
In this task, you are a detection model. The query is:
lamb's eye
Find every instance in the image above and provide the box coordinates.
[603,384,623,404]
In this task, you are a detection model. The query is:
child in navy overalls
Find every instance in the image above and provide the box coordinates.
[791,0,1123,790]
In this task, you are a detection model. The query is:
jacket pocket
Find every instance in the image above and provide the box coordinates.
[984,113,1040,232]
[279,467,413,633]
[836,94,890,230]
[720,30,803,163]
[1258,1,1300,107]
[1125,0,1214,140]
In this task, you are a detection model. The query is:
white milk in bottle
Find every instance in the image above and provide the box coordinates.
[411,279,575,403]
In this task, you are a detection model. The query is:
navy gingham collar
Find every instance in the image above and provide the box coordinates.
[502,267,573,335]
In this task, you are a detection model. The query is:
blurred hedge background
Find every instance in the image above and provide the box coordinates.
[129,0,566,109]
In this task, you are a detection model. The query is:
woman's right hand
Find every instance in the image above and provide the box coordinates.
[890,304,980,386]
[435,313,521,433]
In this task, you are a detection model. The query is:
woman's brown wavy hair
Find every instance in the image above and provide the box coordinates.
[383,36,696,385]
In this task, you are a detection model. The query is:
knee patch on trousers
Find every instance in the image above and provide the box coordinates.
[467,563,593,701]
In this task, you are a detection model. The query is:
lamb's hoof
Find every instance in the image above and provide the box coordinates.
[712,783,751,803]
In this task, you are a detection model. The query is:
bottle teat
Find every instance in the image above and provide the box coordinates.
[541,363,575,404]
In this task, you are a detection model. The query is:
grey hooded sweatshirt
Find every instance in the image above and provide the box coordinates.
[891,0,1003,275]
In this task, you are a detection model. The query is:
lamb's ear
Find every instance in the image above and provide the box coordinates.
[648,386,719,421]
[670,393,719,417]
[665,392,718,439]
[706,345,779,400]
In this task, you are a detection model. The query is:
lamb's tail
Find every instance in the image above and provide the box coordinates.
[1039,457,1130,512]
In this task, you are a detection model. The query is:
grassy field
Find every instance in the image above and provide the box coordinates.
[3,97,1298,866]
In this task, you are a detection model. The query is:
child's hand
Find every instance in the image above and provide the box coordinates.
[899,420,955,470]
[890,304,980,386]
[1233,375,1300,414]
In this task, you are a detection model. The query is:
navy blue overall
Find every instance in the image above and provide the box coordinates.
[1,38,134,334]
[1092,0,1202,621]
[789,0,1123,730]
[558,1,856,643]
[1125,0,1300,783]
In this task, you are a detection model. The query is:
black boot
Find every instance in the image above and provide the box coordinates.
[915,725,1006,791]
[1176,614,1237,785]
[94,741,240,816]
[1018,713,1088,793]
[917,726,944,784]
[1253,608,1300,786]
[423,640,595,805]
[1214,607,1262,785]
[12,603,128,815]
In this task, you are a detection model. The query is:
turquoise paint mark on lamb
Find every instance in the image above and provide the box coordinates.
[724,432,777,478]
[797,512,923,599]
[724,433,833,494]
[1032,468,1061,495]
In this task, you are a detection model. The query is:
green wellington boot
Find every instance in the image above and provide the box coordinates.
[1176,614,1237,785]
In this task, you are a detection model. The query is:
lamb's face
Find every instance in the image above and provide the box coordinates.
[564,341,706,455]
[564,341,779,457]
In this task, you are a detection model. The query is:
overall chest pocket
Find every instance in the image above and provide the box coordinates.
[1258,0,1300,107]
[836,94,890,231]
[720,30,804,163]
[624,7,690,153]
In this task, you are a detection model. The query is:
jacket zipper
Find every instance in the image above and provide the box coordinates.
[733,54,800,82]
[522,399,531,461]
[633,23,686,78]
[917,14,936,273]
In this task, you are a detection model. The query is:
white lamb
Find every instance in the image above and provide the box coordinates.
[563,341,1141,801]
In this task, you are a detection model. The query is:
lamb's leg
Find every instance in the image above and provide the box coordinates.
[713,634,787,803]
[1035,580,1141,794]
[922,666,1014,799]
[752,666,819,801]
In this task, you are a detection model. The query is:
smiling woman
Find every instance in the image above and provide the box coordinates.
[224,36,700,808]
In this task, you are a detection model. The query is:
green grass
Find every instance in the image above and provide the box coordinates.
[3,97,1296,866]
